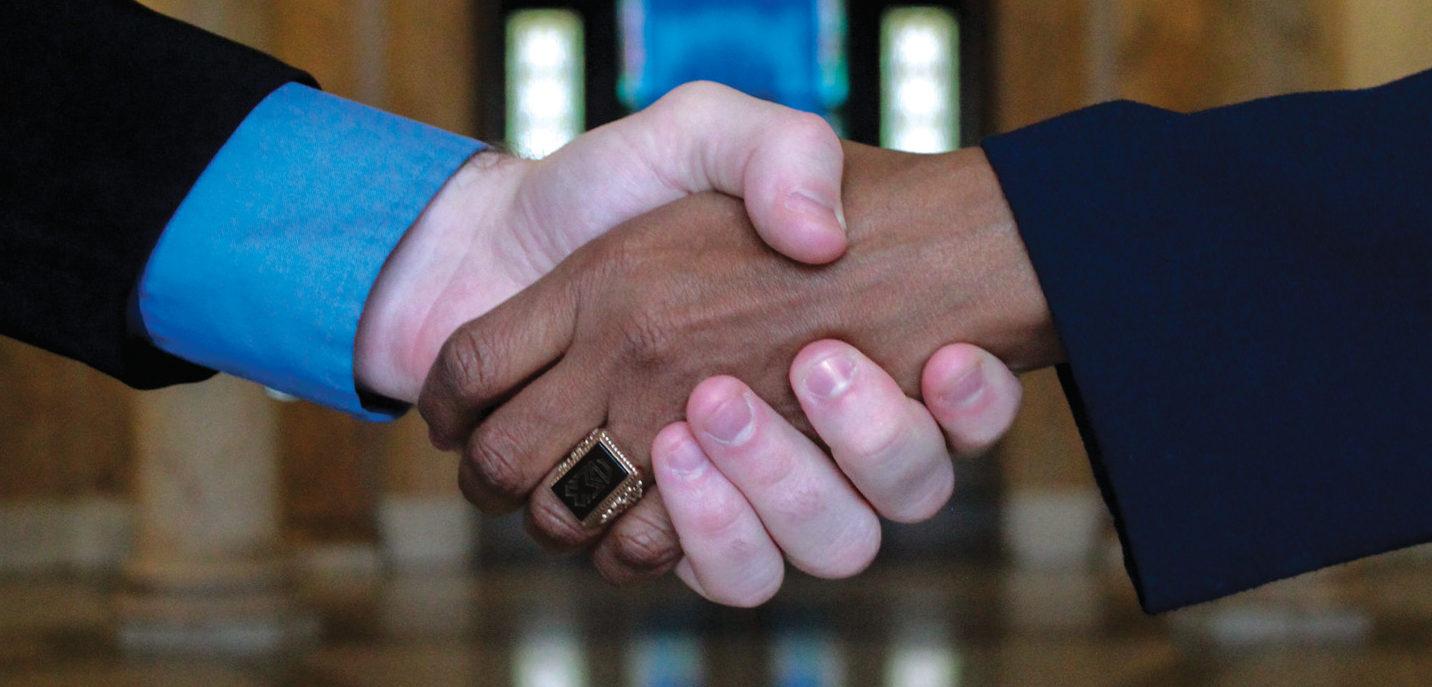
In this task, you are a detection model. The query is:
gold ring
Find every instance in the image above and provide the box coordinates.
[550,428,644,528]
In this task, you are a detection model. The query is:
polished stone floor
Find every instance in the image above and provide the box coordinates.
[2,548,1431,686]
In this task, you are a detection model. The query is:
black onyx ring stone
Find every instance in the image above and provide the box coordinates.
[550,429,645,528]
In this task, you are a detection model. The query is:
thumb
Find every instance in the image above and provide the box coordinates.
[634,82,849,264]
[528,81,848,264]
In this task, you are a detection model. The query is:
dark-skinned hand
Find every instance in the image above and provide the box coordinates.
[419,142,1061,589]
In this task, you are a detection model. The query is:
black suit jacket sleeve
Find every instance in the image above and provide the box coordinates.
[1,0,315,387]
[982,69,1432,612]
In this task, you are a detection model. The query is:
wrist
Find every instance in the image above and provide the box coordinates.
[839,144,1060,374]
[933,147,1061,370]
[355,151,531,403]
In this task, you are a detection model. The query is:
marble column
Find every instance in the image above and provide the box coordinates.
[117,376,315,654]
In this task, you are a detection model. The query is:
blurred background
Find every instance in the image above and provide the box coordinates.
[3,0,1431,685]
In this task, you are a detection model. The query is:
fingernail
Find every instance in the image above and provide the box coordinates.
[702,391,755,446]
[940,359,987,409]
[787,190,845,233]
[662,435,707,479]
[802,352,857,399]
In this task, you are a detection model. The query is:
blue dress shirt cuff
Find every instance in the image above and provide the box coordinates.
[137,83,483,420]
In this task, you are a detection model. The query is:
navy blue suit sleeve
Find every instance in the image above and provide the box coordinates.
[981,69,1432,612]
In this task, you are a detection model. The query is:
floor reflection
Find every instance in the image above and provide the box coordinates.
[2,549,1431,686]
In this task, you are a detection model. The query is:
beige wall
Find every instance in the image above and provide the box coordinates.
[2,0,1429,564]
[1340,0,1432,87]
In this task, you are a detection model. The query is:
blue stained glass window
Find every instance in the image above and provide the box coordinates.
[618,0,848,116]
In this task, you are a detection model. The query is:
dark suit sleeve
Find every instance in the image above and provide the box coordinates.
[0,0,315,387]
[981,69,1432,612]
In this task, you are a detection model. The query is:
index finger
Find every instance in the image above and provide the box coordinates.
[418,274,577,450]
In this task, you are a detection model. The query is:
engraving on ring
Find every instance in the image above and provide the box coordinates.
[551,429,644,527]
[554,442,626,520]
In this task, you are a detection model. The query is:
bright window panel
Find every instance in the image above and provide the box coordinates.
[512,614,588,687]
[884,615,962,687]
[772,628,847,687]
[507,10,585,158]
[881,7,959,152]
[626,632,705,686]
[617,0,848,116]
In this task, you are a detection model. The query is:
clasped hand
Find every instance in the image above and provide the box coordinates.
[359,83,1053,607]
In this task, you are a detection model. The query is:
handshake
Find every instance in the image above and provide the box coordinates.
[354,83,1061,607]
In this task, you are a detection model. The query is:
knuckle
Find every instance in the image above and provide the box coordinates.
[853,419,955,523]
[719,533,766,565]
[661,80,725,110]
[885,466,955,524]
[437,326,501,403]
[612,513,682,575]
[780,110,838,149]
[690,490,747,539]
[456,459,484,507]
[779,111,842,156]
[844,416,912,470]
[805,519,881,579]
[463,423,531,505]
[702,423,794,488]
[744,450,797,490]
[527,497,591,550]
[770,480,827,525]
